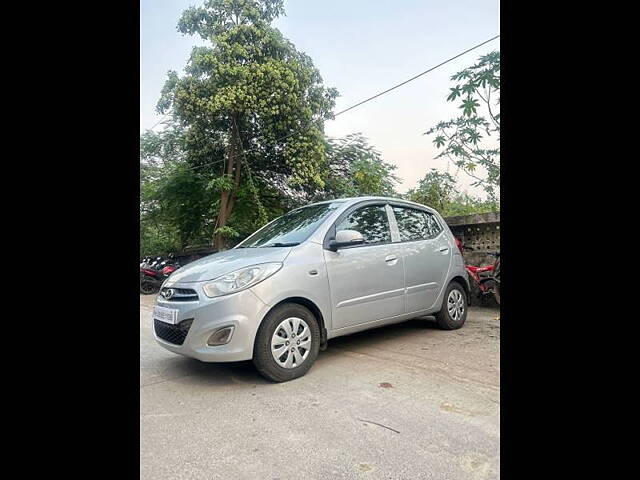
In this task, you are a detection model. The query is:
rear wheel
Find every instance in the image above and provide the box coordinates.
[253,303,320,383]
[493,259,501,305]
[435,281,468,330]
[493,280,500,305]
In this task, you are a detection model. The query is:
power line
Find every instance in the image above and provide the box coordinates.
[148,112,170,131]
[145,35,499,176]
[333,35,499,117]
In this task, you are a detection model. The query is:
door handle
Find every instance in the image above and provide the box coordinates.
[437,246,449,253]
[385,254,398,263]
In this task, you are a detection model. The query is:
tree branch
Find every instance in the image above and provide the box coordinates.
[477,86,499,130]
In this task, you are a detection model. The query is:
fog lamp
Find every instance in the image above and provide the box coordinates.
[207,326,235,346]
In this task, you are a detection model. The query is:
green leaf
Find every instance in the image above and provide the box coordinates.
[446,87,461,102]
[460,98,480,117]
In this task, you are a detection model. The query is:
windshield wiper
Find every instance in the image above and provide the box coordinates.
[261,242,300,248]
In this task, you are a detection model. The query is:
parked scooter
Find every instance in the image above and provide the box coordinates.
[149,256,163,270]
[140,256,155,269]
[455,239,500,305]
[140,255,181,294]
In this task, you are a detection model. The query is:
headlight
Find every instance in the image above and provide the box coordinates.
[202,262,283,298]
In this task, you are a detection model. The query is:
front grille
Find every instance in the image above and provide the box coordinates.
[160,287,198,302]
[154,319,193,345]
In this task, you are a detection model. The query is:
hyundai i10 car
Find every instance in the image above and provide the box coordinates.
[152,197,470,382]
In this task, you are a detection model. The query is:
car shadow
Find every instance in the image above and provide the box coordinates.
[156,357,266,387]
[159,316,441,387]
[323,316,440,352]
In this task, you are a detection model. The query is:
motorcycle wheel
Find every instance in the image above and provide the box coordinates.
[140,278,159,295]
[493,283,500,305]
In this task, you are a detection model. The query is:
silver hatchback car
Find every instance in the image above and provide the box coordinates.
[153,197,470,382]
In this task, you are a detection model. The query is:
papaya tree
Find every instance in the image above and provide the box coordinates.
[425,51,500,200]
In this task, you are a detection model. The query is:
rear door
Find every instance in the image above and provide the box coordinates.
[390,205,451,313]
[323,203,405,330]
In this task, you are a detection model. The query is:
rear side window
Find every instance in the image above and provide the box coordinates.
[392,206,443,241]
[336,204,391,245]
[424,211,443,238]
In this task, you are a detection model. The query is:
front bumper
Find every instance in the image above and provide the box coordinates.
[153,282,270,362]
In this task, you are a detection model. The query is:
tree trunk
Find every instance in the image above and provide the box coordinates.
[214,190,230,251]
[213,116,243,251]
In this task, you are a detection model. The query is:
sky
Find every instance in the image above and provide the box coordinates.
[140,0,500,196]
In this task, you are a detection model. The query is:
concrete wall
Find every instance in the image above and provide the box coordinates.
[445,212,500,266]
[444,211,500,304]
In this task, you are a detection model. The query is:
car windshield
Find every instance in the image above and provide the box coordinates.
[237,202,342,248]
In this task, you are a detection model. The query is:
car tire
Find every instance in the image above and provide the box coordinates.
[253,303,321,383]
[435,281,468,330]
[140,277,158,295]
[493,282,500,305]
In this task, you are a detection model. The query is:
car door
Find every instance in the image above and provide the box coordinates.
[323,203,405,330]
[390,205,452,313]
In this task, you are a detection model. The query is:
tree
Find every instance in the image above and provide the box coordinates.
[406,169,457,213]
[407,168,498,217]
[440,192,498,217]
[139,128,404,255]
[140,127,215,254]
[157,0,338,250]
[140,122,296,255]
[425,51,500,200]
[320,133,400,199]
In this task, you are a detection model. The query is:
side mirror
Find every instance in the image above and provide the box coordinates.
[329,229,365,251]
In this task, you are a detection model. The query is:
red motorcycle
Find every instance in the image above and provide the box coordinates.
[140,260,180,295]
[455,238,500,305]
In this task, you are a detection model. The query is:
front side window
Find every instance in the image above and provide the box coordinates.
[336,204,391,245]
[238,202,342,248]
[392,206,443,241]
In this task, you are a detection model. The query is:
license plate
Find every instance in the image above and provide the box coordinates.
[153,305,179,325]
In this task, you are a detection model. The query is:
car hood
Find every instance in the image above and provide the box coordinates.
[166,247,293,284]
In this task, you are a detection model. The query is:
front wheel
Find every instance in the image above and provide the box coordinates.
[140,276,159,295]
[435,281,468,330]
[253,303,321,383]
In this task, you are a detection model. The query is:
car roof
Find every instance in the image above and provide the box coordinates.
[307,196,437,212]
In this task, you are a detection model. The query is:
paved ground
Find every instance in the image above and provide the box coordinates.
[140,294,500,480]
